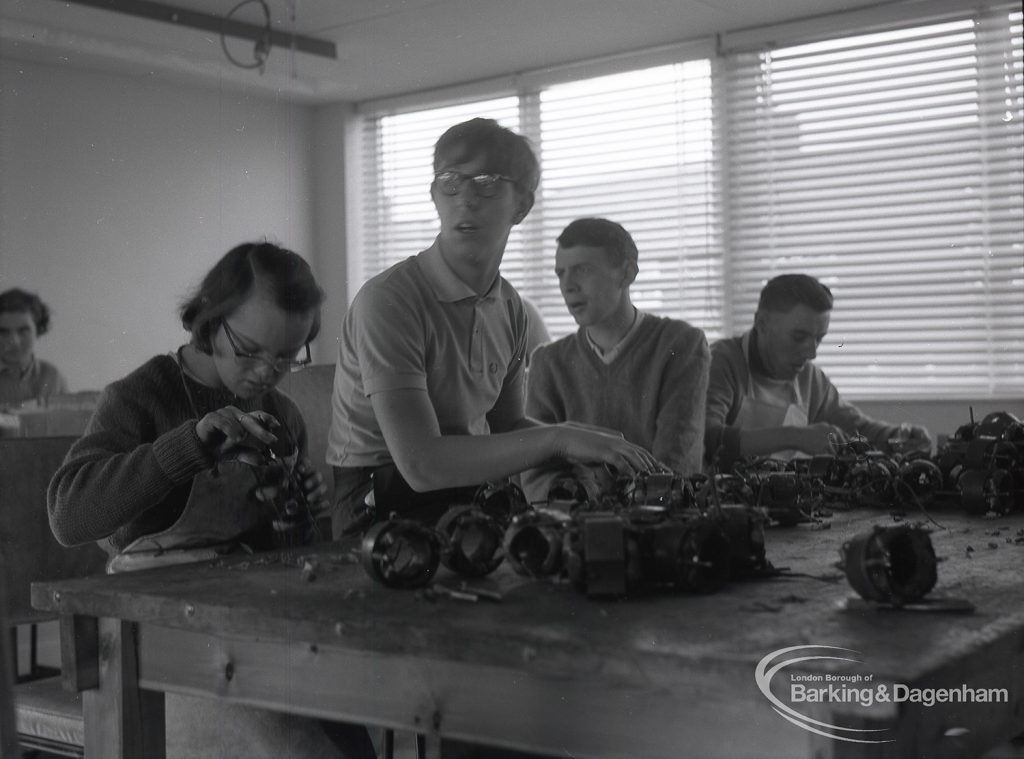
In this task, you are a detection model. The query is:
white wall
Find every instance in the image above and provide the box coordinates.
[0,58,314,391]
[308,102,354,365]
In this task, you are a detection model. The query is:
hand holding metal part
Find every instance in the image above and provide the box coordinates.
[195,406,281,465]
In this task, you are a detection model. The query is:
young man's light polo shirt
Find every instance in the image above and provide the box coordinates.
[327,239,528,469]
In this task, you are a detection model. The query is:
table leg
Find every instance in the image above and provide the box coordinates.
[0,575,21,759]
[82,617,165,759]
[381,727,394,759]
[417,732,442,759]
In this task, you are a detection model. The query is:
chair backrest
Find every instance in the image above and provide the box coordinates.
[0,437,108,625]
[277,363,336,488]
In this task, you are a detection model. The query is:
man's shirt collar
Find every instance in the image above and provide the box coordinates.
[418,238,504,303]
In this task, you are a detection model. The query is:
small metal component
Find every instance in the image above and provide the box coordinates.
[459,582,502,602]
[473,480,529,523]
[547,475,590,510]
[898,458,943,506]
[429,584,479,602]
[715,503,771,578]
[436,505,505,577]
[628,471,692,511]
[756,471,807,525]
[504,511,566,577]
[840,525,938,605]
[360,516,442,589]
[641,516,732,594]
[565,513,640,597]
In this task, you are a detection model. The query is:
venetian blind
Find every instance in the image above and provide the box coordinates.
[722,3,1024,399]
[356,57,721,342]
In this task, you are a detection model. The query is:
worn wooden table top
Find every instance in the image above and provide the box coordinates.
[32,507,1024,758]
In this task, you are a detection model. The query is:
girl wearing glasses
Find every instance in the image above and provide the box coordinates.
[48,240,329,569]
[46,241,377,758]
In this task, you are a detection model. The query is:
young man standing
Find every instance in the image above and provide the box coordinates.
[705,273,932,468]
[524,217,710,502]
[328,121,659,536]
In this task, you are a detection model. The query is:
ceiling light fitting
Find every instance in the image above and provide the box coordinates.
[56,0,337,70]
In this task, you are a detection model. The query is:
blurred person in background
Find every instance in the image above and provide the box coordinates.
[0,288,68,408]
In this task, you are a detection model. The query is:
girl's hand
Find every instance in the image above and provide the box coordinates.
[294,458,329,515]
[195,406,279,464]
[251,457,327,515]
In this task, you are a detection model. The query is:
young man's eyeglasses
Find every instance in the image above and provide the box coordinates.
[434,170,516,199]
[221,320,311,373]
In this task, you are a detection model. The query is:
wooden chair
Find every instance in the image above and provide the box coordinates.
[0,436,108,757]
[277,362,335,488]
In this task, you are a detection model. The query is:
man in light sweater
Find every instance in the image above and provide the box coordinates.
[524,217,711,503]
[705,273,932,469]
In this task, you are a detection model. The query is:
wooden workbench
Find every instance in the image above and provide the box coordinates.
[32,508,1024,759]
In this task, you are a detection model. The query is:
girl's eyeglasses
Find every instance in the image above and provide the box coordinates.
[222,320,311,373]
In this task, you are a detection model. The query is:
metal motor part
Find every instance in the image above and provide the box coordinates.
[897,458,944,506]
[714,503,770,579]
[546,475,590,511]
[840,525,938,605]
[473,480,529,523]
[959,468,1017,515]
[639,516,732,594]
[503,511,567,578]
[360,517,442,589]
[436,505,505,577]
[626,471,693,511]
[565,513,642,597]
[755,471,808,526]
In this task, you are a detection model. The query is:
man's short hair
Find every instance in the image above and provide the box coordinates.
[433,118,540,194]
[757,274,833,313]
[556,217,638,267]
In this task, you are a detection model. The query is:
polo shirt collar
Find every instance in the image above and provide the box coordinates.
[418,238,504,303]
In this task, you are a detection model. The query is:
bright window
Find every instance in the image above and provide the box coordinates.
[355,49,720,340]
[354,3,1023,400]
[356,97,520,286]
[724,3,1023,398]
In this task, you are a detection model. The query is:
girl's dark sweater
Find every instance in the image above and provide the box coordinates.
[47,353,307,554]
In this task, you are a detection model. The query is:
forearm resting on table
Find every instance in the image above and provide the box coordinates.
[387,426,564,491]
[373,387,662,491]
